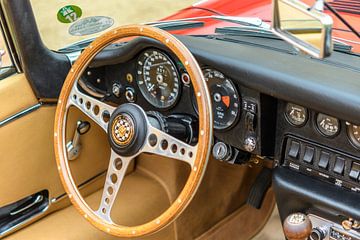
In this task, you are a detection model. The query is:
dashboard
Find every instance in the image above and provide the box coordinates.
[81,46,277,157]
[76,35,360,233]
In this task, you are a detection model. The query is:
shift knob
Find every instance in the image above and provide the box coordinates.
[283,213,312,240]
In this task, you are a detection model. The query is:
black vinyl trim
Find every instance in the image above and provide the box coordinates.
[273,167,360,221]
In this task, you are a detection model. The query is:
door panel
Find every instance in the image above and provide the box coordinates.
[0,74,113,236]
[0,74,37,120]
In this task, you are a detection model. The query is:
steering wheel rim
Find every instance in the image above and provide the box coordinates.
[54,25,213,237]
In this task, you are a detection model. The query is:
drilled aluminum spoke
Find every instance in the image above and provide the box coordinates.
[67,83,115,132]
[142,125,197,167]
[96,150,133,223]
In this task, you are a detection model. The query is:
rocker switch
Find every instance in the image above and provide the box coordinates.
[303,146,315,164]
[288,141,300,159]
[349,162,360,181]
[333,156,345,175]
[318,151,330,170]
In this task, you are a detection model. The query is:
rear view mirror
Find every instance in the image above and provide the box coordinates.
[272,0,333,58]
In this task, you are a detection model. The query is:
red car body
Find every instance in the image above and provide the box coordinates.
[164,0,360,53]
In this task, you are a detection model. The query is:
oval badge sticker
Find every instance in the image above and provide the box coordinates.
[57,5,82,23]
[69,16,114,36]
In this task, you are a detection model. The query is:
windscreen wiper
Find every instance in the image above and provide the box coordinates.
[146,15,270,29]
[215,26,280,40]
[215,26,357,55]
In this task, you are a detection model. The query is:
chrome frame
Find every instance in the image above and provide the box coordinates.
[272,0,333,58]
[0,103,41,127]
[0,3,21,72]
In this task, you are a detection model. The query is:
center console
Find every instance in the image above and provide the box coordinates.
[274,101,360,240]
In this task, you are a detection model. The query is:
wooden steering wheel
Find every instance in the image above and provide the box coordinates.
[54,25,213,237]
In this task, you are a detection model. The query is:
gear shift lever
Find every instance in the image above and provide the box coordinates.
[283,213,312,240]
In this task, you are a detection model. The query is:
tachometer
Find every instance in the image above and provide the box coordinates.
[137,49,180,109]
[193,69,240,130]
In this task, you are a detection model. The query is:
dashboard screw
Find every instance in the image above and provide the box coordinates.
[126,73,133,83]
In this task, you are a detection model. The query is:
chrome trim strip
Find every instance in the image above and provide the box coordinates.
[0,103,41,127]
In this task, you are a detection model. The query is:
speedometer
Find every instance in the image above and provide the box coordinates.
[137,49,180,109]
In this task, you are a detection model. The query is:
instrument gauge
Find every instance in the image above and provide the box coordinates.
[136,49,180,109]
[347,123,360,149]
[285,103,308,127]
[193,69,240,130]
[316,113,340,137]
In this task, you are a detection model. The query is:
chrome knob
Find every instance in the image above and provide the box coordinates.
[309,227,327,240]
[125,88,135,102]
[244,136,256,152]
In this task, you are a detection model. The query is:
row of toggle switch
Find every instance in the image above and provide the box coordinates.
[283,137,360,190]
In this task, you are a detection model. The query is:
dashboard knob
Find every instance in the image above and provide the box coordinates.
[212,142,232,161]
[283,213,312,240]
[125,88,135,102]
[244,136,256,152]
[309,227,327,240]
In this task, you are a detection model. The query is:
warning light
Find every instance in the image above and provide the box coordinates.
[222,96,230,108]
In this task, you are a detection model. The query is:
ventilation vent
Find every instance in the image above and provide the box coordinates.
[327,0,360,15]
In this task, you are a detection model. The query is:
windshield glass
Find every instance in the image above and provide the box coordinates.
[30,0,197,50]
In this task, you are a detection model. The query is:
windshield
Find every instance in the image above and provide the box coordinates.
[30,0,197,50]
[29,0,359,54]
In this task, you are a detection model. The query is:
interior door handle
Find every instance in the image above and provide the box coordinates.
[66,120,91,160]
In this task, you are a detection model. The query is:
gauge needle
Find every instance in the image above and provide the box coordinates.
[147,84,155,91]
[150,62,167,68]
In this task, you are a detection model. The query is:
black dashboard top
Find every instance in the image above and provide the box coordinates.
[90,35,360,125]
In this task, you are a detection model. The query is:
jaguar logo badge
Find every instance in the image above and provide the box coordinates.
[111,114,134,146]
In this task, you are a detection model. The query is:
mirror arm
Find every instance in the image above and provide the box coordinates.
[311,0,324,12]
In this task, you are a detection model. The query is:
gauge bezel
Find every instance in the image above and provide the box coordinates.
[315,113,340,138]
[136,48,181,110]
[284,103,308,127]
[192,67,241,131]
[347,123,360,149]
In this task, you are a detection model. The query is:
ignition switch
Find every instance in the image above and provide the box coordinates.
[212,142,232,161]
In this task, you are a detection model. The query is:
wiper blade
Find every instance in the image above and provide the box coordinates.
[146,15,270,29]
[215,26,358,56]
[58,38,95,53]
[215,26,281,40]
[149,20,204,31]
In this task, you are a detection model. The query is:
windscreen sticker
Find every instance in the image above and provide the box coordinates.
[68,16,114,36]
[57,5,82,23]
